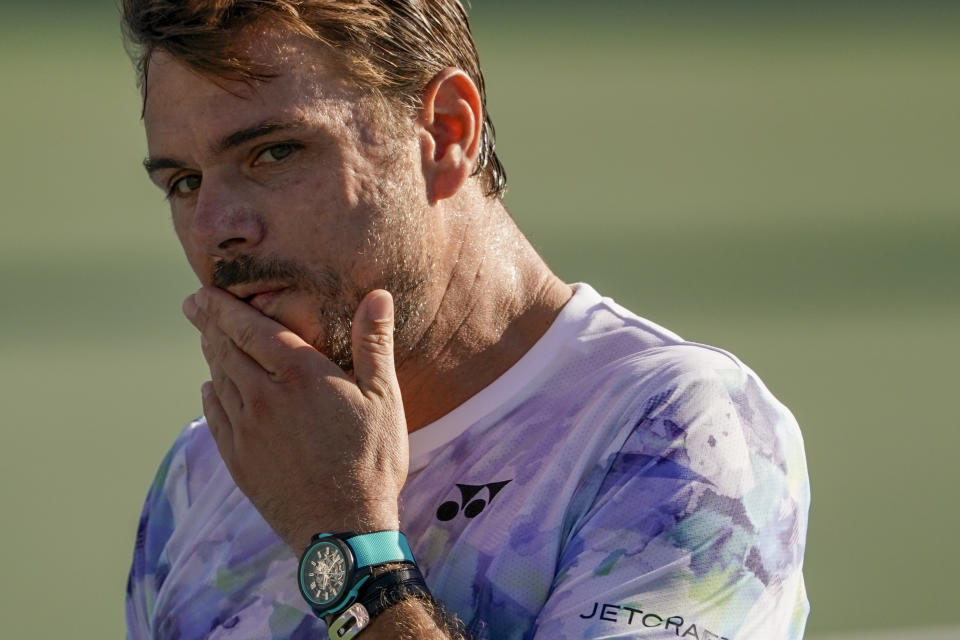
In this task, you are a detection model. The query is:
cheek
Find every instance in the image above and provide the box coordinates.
[171,213,211,283]
[171,212,189,244]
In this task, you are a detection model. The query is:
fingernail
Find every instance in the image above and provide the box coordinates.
[183,295,198,319]
[201,381,213,397]
[366,290,393,322]
[195,289,209,310]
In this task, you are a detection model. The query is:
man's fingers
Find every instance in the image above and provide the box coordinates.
[204,343,245,415]
[194,287,310,373]
[202,381,234,462]
[201,328,266,404]
[352,290,400,398]
[183,294,203,329]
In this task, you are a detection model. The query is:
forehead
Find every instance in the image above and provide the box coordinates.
[143,31,360,152]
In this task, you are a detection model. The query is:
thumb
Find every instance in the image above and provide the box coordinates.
[352,289,400,397]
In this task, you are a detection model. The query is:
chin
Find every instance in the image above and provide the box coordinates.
[285,314,354,371]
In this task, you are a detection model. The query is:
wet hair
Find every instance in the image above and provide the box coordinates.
[122,0,506,198]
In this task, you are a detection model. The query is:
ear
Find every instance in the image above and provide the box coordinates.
[417,68,483,204]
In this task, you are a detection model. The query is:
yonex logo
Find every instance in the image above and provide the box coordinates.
[436,480,512,521]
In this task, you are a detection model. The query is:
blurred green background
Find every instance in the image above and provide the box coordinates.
[1,1,958,638]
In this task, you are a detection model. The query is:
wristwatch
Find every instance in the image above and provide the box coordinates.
[298,530,428,627]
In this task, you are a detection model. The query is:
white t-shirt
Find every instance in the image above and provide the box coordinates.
[127,284,809,640]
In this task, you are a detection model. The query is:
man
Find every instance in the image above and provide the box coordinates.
[124,2,810,639]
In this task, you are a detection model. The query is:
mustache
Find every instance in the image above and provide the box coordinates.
[211,256,311,290]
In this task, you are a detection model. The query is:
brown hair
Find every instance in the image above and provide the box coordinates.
[122,0,506,198]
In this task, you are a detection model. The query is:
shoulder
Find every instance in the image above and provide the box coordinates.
[128,418,319,639]
[600,340,807,502]
[559,307,810,554]
[127,418,215,622]
[133,417,217,550]
[568,285,802,456]
[148,417,219,507]
[567,316,799,453]
[637,342,804,475]
[555,284,805,474]
[580,340,810,585]
[132,416,229,568]
[522,284,807,501]
[559,285,764,403]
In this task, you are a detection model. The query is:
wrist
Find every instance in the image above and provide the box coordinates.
[286,501,400,552]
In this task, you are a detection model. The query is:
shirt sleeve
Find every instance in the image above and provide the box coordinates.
[125,425,192,640]
[531,354,810,640]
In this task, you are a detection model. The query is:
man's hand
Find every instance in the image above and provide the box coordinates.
[182,287,408,553]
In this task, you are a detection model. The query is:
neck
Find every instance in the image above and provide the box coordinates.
[395,197,572,432]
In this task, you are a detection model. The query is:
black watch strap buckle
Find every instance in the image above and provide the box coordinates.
[326,565,431,639]
[360,565,431,618]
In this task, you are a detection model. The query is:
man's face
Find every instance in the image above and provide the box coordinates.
[143,32,437,370]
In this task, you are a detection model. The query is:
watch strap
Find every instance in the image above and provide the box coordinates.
[326,565,431,639]
[358,565,431,619]
[345,531,416,568]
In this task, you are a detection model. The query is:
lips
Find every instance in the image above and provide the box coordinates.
[226,283,290,313]
[247,288,289,312]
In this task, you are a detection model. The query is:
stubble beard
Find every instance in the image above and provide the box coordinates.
[212,252,428,373]
[307,259,427,373]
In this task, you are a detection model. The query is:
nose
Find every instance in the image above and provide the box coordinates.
[188,174,265,259]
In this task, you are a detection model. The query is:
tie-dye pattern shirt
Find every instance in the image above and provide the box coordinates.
[126,284,809,639]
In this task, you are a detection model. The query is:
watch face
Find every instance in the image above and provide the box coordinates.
[299,540,351,607]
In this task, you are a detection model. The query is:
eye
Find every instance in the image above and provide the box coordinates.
[255,143,297,164]
[170,174,201,196]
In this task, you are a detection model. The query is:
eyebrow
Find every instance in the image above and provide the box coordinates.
[143,120,299,175]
